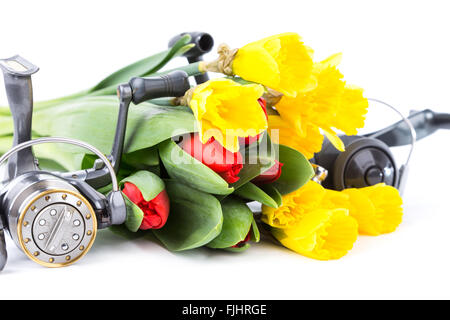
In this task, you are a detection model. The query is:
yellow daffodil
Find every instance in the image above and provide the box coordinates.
[262,180,325,228]
[272,208,358,260]
[271,53,368,158]
[267,115,324,160]
[202,33,316,97]
[322,183,403,235]
[262,181,359,260]
[233,33,316,97]
[342,184,403,235]
[187,78,267,152]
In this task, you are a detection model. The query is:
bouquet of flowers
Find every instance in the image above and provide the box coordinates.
[0,32,403,260]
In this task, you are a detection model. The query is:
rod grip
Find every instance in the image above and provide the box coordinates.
[129,71,190,105]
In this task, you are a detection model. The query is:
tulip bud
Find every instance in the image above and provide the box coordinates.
[239,98,268,146]
[252,160,284,185]
[122,182,170,230]
[180,133,243,183]
[231,230,251,248]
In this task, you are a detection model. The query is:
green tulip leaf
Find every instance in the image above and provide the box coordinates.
[250,218,260,242]
[207,197,253,249]
[122,146,159,168]
[234,182,278,208]
[159,139,234,195]
[89,34,193,93]
[230,133,277,191]
[32,96,196,154]
[271,144,314,195]
[260,184,283,207]
[122,193,144,232]
[153,180,223,251]
[120,170,165,201]
[0,117,13,136]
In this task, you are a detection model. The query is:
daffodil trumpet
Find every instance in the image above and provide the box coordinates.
[172,78,268,152]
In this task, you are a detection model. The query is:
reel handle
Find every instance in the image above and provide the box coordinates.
[0,55,39,177]
[129,70,190,105]
[168,32,214,84]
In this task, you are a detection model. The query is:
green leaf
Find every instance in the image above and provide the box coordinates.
[120,170,165,201]
[231,133,276,190]
[260,184,283,207]
[36,158,68,172]
[158,139,234,195]
[153,180,223,251]
[32,96,196,154]
[122,146,159,168]
[0,135,13,154]
[207,197,253,249]
[34,143,86,171]
[0,117,13,136]
[234,182,278,208]
[250,218,260,242]
[89,34,193,93]
[123,194,144,232]
[271,144,314,195]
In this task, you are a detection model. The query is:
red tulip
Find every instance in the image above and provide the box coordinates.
[180,133,243,184]
[239,98,268,146]
[122,182,170,230]
[252,160,284,185]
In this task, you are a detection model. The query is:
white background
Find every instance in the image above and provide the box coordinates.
[1,0,450,299]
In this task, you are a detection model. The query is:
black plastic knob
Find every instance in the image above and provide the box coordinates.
[129,70,190,105]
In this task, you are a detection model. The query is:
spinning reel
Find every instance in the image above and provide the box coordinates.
[313,99,450,193]
[0,55,190,271]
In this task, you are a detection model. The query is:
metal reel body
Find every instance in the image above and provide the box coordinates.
[1,171,97,267]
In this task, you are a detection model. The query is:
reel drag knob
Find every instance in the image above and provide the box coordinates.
[18,190,97,267]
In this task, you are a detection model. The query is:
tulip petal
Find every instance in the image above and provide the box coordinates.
[159,139,234,195]
[120,170,165,201]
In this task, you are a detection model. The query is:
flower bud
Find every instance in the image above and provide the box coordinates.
[178,78,267,152]
[180,133,243,183]
[252,160,284,185]
[231,230,251,248]
[122,182,170,230]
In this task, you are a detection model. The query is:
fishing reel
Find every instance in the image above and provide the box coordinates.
[313,99,450,194]
[0,55,190,270]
